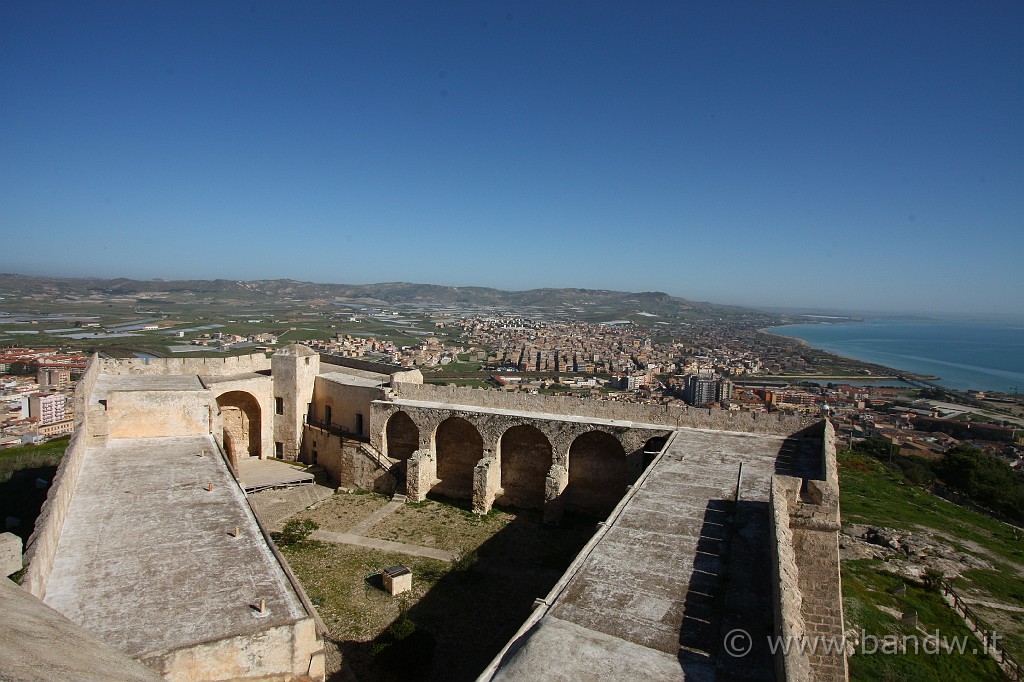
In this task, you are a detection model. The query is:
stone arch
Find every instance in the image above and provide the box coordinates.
[384,411,419,461]
[565,430,627,517]
[432,416,484,500]
[497,424,552,510]
[217,391,261,473]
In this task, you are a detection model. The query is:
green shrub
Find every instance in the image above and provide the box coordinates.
[277,519,318,546]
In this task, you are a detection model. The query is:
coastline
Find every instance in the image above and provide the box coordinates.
[761,320,1024,394]
[759,325,925,382]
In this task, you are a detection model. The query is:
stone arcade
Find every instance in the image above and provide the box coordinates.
[3,347,846,681]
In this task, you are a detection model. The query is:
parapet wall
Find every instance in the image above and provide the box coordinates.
[769,420,847,682]
[22,354,103,599]
[99,353,271,376]
[141,617,323,681]
[391,383,814,435]
[770,477,811,681]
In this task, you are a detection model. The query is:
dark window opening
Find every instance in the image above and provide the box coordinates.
[275,441,283,457]
[275,397,284,415]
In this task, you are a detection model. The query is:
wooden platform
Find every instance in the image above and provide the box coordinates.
[237,457,316,493]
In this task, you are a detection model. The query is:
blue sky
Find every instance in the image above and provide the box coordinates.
[1,2,1021,315]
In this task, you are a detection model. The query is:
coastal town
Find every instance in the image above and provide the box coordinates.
[3,295,1021,466]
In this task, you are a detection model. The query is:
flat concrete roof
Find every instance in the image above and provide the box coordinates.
[43,435,307,658]
[92,375,205,402]
[320,371,387,388]
[489,428,817,681]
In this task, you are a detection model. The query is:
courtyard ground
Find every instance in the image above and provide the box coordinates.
[253,488,597,681]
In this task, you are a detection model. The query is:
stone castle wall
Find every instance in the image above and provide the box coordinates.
[106,390,213,440]
[304,425,397,494]
[21,354,103,598]
[140,618,323,682]
[99,353,271,376]
[391,382,813,434]
[769,421,847,682]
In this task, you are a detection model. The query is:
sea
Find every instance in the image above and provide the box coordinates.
[768,320,1024,394]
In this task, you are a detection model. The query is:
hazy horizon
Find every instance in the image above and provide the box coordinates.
[2,3,1021,316]
[4,269,1024,323]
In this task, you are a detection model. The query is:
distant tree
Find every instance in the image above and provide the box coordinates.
[8,361,33,376]
[934,445,1024,522]
[852,438,896,461]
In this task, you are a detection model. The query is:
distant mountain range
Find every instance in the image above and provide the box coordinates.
[0,273,774,321]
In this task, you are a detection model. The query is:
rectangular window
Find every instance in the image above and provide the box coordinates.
[355,413,364,434]
[275,397,284,415]
[275,442,283,457]
[324,405,332,426]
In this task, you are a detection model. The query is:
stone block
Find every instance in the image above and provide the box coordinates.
[382,565,412,596]
[0,532,23,577]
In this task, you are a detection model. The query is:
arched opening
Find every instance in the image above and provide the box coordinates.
[566,430,627,517]
[433,416,483,500]
[498,425,552,510]
[217,391,262,473]
[385,411,419,461]
[642,435,669,469]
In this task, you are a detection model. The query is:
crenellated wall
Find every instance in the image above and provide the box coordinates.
[769,420,847,682]
[391,382,813,435]
[99,353,271,376]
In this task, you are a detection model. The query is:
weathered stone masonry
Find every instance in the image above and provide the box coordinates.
[769,420,847,682]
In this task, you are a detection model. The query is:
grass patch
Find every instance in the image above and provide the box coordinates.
[840,450,1024,667]
[288,491,392,533]
[367,497,515,552]
[839,453,1024,563]
[842,560,1004,681]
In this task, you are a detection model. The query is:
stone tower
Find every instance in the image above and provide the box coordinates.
[271,344,319,460]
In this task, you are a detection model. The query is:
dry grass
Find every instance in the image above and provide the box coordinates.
[290,491,392,533]
[365,497,515,552]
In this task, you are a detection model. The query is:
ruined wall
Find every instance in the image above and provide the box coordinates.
[311,377,385,440]
[208,376,274,460]
[99,353,271,377]
[769,421,846,682]
[304,425,396,494]
[21,355,102,598]
[391,383,812,434]
[106,390,213,439]
[140,617,323,682]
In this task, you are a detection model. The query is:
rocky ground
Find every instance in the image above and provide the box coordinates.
[841,523,992,580]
